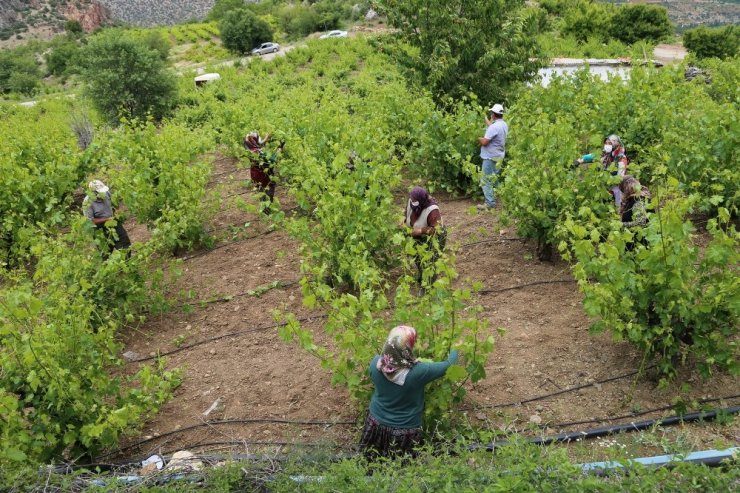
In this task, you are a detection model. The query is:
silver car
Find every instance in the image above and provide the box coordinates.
[251,42,280,55]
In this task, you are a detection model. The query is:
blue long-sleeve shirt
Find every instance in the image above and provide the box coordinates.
[368,350,459,428]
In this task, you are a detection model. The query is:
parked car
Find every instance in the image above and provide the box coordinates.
[251,42,280,55]
[319,30,348,39]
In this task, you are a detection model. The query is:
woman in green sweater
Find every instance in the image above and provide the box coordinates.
[359,325,458,459]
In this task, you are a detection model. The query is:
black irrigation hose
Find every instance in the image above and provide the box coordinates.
[550,393,740,429]
[485,367,653,409]
[472,405,740,451]
[128,314,328,363]
[97,417,357,460]
[478,279,576,295]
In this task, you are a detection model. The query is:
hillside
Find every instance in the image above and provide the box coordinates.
[98,0,215,27]
[0,0,109,45]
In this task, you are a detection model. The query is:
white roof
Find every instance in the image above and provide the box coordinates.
[194,73,221,82]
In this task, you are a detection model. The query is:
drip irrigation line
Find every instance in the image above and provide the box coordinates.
[472,405,740,451]
[478,279,576,295]
[461,237,527,248]
[128,314,328,363]
[550,393,740,429]
[484,367,653,409]
[97,417,357,460]
[179,229,277,261]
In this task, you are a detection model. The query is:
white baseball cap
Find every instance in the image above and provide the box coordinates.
[88,180,109,194]
[489,104,505,115]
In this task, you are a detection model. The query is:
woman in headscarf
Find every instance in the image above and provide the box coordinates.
[404,187,447,289]
[83,179,131,257]
[619,175,651,251]
[619,176,651,228]
[576,134,629,207]
[243,131,281,203]
[359,325,459,459]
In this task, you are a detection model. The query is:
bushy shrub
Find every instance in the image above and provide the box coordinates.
[78,34,178,123]
[45,40,81,77]
[683,25,740,60]
[219,8,273,54]
[0,49,40,95]
[613,4,672,45]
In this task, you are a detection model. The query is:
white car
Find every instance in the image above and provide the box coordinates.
[320,30,348,39]
[251,42,280,55]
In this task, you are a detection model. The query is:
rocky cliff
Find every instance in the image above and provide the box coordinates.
[98,0,215,27]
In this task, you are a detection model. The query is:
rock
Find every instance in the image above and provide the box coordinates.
[141,462,159,476]
[167,450,203,472]
[535,405,544,412]
[365,8,378,20]
[149,352,156,358]
[122,351,140,361]
[209,349,216,355]
[594,383,602,391]
[529,415,542,425]
[534,371,543,378]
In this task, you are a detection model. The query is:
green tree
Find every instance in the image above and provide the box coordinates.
[613,4,672,45]
[64,19,84,35]
[45,40,81,77]
[219,8,274,54]
[0,50,40,95]
[683,25,740,60]
[279,4,321,39]
[377,0,542,105]
[142,31,171,61]
[207,0,247,21]
[78,34,177,124]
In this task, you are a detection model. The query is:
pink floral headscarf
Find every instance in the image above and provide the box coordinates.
[377,325,418,385]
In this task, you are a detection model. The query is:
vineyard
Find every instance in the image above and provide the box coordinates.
[1,33,738,488]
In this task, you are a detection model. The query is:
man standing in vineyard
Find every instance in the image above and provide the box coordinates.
[83,180,131,255]
[477,104,508,210]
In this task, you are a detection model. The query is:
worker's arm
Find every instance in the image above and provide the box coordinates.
[414,350,460,385]
[576,154,595,165]
[91,216,111,225]
[412,209,441,237]
[479,122,498,147]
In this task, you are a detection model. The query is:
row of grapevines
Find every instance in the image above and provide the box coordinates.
[0,100,94,266]
[174,38,496,428]
[499,63,738,379]
[1,103,219,475]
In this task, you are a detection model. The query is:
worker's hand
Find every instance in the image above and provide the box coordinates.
[412,228,423,237]
[484,116,492,126]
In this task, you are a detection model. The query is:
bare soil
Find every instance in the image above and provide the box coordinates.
[115,156,738,461]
